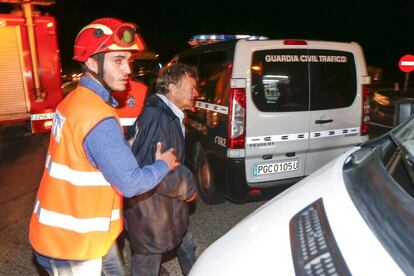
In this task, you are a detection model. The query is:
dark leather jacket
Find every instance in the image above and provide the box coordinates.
[124,94,197,254]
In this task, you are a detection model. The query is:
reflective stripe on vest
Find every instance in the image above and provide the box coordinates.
[45,153,110,187]
[119,117,136,126]
[34,200,120,233]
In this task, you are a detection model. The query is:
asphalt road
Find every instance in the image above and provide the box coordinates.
[0,128,49,275]
[0,127,265,275]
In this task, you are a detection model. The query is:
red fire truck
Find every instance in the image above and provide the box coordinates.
[0,0,62,133]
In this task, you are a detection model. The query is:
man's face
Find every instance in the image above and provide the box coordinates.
[170,73,198,110]
[102,51,132,92]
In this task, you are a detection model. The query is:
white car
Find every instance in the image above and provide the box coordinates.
[190,101,414,276]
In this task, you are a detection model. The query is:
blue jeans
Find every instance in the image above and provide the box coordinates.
[131,230,196,276]
[34,243,124,275]
[102,243,124,275]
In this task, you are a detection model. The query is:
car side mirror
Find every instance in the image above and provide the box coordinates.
[393,98,414,126]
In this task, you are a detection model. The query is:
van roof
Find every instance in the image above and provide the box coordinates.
[188,34,268,47]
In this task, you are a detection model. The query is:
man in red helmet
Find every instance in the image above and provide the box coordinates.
[29,17,179,275]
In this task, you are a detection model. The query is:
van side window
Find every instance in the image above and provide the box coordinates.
[251,49,309,112]
[198,51,230,105]
[179,55,198,67]
[309,50,357,110]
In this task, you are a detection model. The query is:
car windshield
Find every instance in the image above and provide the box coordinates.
[344,114,414,275]
[394,116,414,161]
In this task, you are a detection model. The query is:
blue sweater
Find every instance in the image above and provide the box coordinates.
[80,76,169,197]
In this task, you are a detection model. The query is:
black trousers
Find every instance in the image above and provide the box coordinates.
[131,231,196,276]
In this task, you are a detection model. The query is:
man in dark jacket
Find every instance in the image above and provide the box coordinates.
[125,63,198,276]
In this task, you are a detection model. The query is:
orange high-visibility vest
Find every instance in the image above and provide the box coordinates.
[29,86,123,260]
[112,80,148,128]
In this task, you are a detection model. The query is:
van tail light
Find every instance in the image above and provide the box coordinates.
[249,189,262,196]
[283,40,307,45]
[228,88,246,149]
[361,84,370,136]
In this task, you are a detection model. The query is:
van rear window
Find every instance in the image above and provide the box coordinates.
[251,49,357,112]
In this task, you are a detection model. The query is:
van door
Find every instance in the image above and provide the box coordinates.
[246,48,310,184]
[306,49,361,174]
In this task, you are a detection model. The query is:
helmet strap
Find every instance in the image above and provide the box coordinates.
[84,53,114,96]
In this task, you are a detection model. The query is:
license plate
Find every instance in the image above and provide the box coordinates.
[253,160,299,176]
[31,112,54,121]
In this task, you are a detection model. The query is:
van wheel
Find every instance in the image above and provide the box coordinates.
[196,148,224,204]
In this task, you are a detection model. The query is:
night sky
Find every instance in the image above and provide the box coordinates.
[1,0,414,82]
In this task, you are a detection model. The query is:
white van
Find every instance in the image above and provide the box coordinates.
[189,100,414,276]
[170,36,371,204]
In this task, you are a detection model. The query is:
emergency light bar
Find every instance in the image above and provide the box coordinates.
[188,34,268,47]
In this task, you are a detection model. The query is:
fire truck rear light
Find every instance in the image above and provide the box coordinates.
[43,120,53,129]
[284,40,307,45]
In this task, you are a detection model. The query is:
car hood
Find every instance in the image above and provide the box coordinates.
[189,147,403,276]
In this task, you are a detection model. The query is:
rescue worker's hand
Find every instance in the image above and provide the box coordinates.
[155,142,180,170]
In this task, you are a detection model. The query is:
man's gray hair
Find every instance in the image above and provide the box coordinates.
[156,63,198,94]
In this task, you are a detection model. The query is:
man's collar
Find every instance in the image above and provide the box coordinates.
[156,94,184,121]
[79,76,118,107]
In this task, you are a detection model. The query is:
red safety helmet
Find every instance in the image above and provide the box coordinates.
[73,17,146,62]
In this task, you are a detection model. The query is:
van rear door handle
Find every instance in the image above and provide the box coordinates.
[315,119,333,124]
